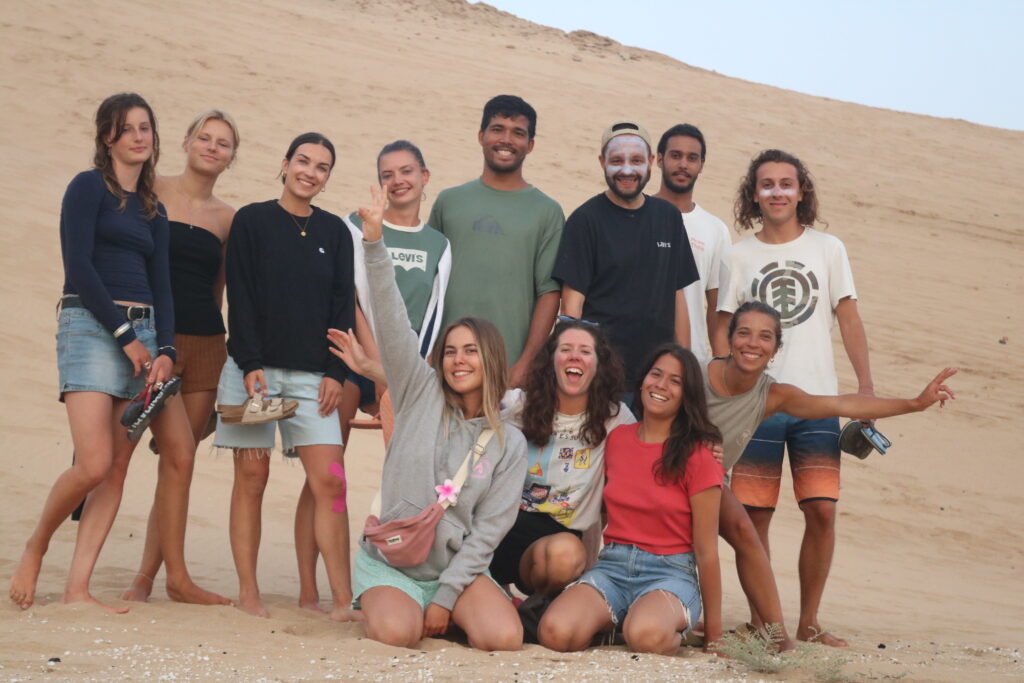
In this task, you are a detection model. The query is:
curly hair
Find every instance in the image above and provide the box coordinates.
[520,320,624,448]
[93,93,160,219]
[633,344,722,485]
[733,149,822,231]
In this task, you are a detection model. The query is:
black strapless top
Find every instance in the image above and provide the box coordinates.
[168,220,226,335]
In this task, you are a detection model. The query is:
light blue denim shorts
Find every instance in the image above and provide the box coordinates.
[56,306,157,400]
[213,357,343,453]
[352,548,500,610]
[573,542,702,630]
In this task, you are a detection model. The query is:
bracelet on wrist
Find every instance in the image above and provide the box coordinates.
[113,322,132,338]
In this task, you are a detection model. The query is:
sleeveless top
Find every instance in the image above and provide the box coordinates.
[702,359,775,471]
[168,220,225,335]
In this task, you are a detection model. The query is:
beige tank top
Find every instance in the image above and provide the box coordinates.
[703,360,775,472]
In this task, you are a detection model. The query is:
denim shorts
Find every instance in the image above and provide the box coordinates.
[573,542,701,630]
[213,357,343,453]
[56,306,157,400]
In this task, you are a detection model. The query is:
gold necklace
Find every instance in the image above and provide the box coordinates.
[280,202,312,237]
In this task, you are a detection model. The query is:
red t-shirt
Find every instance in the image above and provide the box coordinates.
[602,422,724,555]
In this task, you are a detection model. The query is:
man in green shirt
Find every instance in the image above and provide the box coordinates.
[428,95,564,387]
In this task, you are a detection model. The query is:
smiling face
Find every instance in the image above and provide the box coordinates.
[184,118,235,177]
[658,135,704,195]
[107,106,154,167]
[378,149,429,211]
[478,114,534,174]
[753,161,803,225]
[729,310,781,373]
[280,142,333,201]
[601,135,652,203]
[553,327,598,402]
[442,325,483,398]
[640,352,684,420]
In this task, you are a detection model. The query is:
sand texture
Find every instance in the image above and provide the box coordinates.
[1,0,1022,679]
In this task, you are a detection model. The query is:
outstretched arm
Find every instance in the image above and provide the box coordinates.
[767,367,957,421]
[691,485,723,653]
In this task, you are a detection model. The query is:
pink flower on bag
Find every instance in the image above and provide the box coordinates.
[435,479,461,505]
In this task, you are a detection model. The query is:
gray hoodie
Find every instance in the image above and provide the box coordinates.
[360,237,527,610]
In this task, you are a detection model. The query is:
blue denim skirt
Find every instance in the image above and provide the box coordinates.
[56,305,157,400]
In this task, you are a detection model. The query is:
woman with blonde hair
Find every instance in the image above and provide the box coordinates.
[120,109,239,604]
[328,185,525,650]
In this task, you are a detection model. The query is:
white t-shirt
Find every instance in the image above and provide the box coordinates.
[718,228,857,395]
[503,389,635,531]
[681,203,732,365]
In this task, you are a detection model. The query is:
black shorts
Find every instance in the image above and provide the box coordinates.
[489,510,582,592]
[344,369,376,409]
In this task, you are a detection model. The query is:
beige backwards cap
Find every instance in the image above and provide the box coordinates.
[600,120,652,152]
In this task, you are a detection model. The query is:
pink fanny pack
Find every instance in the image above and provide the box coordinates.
[363,429,494,568]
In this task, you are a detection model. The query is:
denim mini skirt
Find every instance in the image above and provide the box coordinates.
[56,305,157,400]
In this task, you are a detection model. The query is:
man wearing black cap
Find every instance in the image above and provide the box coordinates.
[552,121,699,397]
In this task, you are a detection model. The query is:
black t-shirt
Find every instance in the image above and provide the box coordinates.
[552,193,698,386]
[225,200,354,382]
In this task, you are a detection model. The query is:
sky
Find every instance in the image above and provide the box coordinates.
[471,0,1023,131]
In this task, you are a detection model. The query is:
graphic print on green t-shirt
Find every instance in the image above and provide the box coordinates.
[428,179,564,364]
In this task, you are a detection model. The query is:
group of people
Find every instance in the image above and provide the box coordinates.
[9,92,956,659]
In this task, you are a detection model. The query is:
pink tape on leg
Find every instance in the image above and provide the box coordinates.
[328,461,347,513]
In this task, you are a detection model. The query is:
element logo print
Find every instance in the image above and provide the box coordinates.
[750,260,819,328]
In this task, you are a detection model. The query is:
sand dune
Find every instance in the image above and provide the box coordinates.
[1,0,1022,679]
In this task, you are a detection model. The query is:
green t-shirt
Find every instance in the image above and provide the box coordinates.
[428,179,564,364]
[344,213,452,356]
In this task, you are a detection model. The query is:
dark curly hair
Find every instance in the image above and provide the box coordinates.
[733,149,823,231]
[520,320,624,448]
[633,344,721,485]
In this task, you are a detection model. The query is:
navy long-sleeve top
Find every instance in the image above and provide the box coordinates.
[60,169,175,354]
[225,200,354,383]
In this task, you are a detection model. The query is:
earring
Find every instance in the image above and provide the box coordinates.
[320,186,327,193]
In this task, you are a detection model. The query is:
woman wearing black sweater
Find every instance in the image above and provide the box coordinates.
[213,132,357,620]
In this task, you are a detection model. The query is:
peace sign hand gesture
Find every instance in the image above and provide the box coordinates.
[357,183,388,243]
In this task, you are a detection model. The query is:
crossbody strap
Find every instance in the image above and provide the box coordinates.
[442,428,494,509]
[368,428,495,516]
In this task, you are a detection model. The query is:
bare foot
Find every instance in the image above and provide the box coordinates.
[63,590,130,614]
[236,592,269,618]
[9,547,44,609]
[798,625,848,647]
[166,579,232,606]
[299,598,328,614]
[120,573,154,602]
[330,605,364,622]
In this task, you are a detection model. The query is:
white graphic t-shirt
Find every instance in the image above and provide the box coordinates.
[680,203,733,365]
[718,228,857,395]
[504,389,634,531]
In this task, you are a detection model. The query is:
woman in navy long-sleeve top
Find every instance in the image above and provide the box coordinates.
[9,93,222,612]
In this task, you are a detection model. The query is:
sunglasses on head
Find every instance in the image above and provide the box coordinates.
[556,314,600,328]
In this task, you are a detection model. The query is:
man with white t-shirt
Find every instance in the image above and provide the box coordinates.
[653,124,732,364]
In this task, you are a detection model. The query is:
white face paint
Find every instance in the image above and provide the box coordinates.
[603,136,650,177]
[757,186,799,198]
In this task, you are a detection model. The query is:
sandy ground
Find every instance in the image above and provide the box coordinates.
[1,0,1022,679]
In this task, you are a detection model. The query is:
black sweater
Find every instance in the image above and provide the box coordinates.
[225,200,354,383]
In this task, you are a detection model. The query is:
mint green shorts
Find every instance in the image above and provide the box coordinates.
[352,548,501,610]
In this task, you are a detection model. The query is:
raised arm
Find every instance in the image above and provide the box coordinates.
[767,367,957,421]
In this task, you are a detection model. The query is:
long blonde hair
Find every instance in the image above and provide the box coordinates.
[430,317,507,445]
[92,93,160,219]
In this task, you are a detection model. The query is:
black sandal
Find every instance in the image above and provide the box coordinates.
[121,376,182,442]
